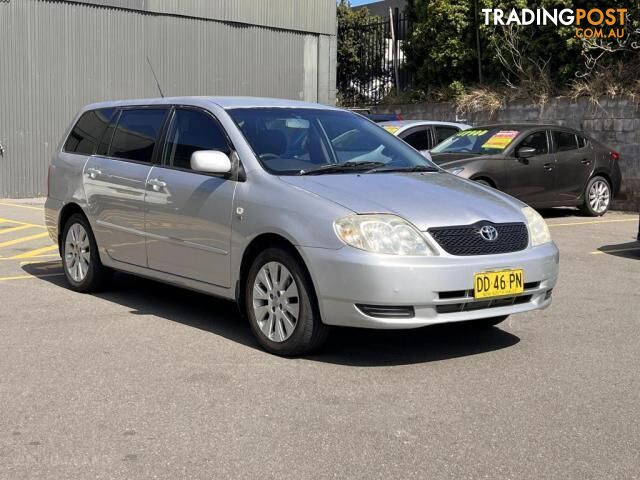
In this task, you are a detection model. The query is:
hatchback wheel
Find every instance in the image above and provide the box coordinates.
[61,213,110,292]
[245,247,328,356]
[581,176,611,217]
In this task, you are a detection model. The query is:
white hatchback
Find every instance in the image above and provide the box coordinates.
[380,120,471,157]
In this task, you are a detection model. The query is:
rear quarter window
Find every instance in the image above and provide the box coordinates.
[434,126,459,144]
[63,108,116,155]
[577,135,589,148]
[553,131,578,152]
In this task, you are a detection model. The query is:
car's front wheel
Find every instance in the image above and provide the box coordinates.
[61,213,111,292]
[245,247,328,356]
[580,175,611,217]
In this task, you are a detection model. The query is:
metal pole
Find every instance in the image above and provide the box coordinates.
[474,0,483,83]
[390,7,400,96]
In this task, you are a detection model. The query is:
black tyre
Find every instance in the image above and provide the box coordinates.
[470,315,509,328]
[245,247,329,356]
[580,176,611,217]
[61,213,111,293]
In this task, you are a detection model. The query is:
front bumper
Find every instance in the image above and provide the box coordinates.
[299,242,559,329]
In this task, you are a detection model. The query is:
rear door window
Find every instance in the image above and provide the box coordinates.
[434,126,459,144]
[63,108,116,155]
[553,131,578,152]
[401,128,431,151]
[162,109,230,170]
[109,108,168,163]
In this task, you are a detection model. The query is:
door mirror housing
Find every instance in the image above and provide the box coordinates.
[517,147,537,159]
[190,150,232,174]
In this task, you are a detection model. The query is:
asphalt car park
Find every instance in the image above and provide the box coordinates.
[1,199,639,479]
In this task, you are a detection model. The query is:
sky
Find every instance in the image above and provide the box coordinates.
[347,0,378,5]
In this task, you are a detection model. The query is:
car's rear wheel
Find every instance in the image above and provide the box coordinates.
[245,247,328,356]
[580,176,611,217]
[61,213,111,292]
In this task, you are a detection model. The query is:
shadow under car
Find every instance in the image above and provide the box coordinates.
[23,263,521,366]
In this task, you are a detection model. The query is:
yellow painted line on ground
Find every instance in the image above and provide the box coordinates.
[0,217,46,228]
[590,246,640,255]
[547,218,637,228]
[0,224,35,235]
[9,243,58,259]
[0,202,44,211]
[0,272,64,282]
[0,232,50,248]
[0,253,60,262]
[0,217,27,225]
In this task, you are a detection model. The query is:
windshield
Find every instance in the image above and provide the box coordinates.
[431,128,522,155]
[227,108,436,175]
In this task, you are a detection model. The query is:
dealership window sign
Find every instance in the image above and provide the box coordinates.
[482,8,627,39]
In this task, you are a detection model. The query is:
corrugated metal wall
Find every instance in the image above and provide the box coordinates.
[70,0,337,35]
[0,0,337,198]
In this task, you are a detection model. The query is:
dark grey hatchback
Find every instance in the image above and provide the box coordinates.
[430,124,622,216]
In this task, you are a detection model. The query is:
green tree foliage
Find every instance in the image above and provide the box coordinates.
[404,0,477,90]
[403,0,640,98]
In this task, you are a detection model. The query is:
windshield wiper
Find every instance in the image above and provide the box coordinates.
[367,165,440,174]
[298,161,386,176]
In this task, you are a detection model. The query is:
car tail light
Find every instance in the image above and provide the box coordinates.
[610,151,620,161]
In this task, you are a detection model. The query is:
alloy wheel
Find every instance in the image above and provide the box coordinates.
[252,261,300,342]
[588,179,610,214]
[64,223,91,282]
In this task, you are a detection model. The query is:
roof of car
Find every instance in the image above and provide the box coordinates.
[380,120,470,128]
[473,123,566,130]
[83,96,343,112]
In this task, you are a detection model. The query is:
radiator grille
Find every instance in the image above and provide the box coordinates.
[428,222,528,256]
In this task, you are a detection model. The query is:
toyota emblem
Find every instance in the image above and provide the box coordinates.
[479,225,499,242]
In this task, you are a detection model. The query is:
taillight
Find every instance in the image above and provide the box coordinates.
[610,151,620,161]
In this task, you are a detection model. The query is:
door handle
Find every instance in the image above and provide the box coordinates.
[543,163,554,171]
[86,167,102,179]
[580,158,592,165]
[147,178,167,192]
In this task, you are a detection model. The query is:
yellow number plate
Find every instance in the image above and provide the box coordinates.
[474,269,524,299]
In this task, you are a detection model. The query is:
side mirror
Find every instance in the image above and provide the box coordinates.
[517,147,537,159]
[190,150,232,174]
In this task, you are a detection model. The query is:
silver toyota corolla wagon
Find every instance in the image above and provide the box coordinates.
[46,97,559,355]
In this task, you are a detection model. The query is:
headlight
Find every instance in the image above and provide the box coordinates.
[522,206,551,246]
[447,167,464,175]
[334,214,432,255]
